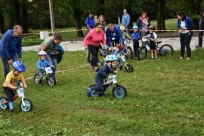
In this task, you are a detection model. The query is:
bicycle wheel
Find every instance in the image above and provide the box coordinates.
[125,46,133,59]
[20,98,33,112]
[112,85,127,98]
[0,97,8,110]
[34,74,40,85]
[88,84,99,97]
[47,76,56,86]
[158,44,173,57]
[138,47,147,60]
[125,64,133,73]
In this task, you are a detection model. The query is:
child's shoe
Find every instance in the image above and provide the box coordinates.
[87,88,92,97]
[8,101,14,112]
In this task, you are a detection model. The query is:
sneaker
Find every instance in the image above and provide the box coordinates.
[10,108,14,112]
[97,62,101,66]
[180,57,183,60]
[87,88,92,97]
[90,66,95,69]
[186,57,190,60]
[99,91,105,96]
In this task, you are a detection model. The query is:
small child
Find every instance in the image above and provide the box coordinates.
[87,54,118,96]
[143,26,157,59]
[113,44,124,70]
[132,25,140,58]
[36,51,54,85]
[120,25,132,40]
[2,60,27,112]
[94,15,99,24]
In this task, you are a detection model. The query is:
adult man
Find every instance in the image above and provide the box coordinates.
[40,35,62,77]
[196,10,204,48]
[121,9,130,35]
[106,23,123,51]
[0,25,23,79]
[85,12,95,32]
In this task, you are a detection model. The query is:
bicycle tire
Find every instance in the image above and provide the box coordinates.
[112,85,127,98]
[138,47,147,60]
[47,76,56,86]
[126,46,133,59]
[158,44,173,57]
[34,74,40,85]
[0,97,8,110]
[20,98,33,112]
[125,64,134,73]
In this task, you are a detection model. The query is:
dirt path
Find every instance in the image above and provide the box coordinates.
[22,37,199,51]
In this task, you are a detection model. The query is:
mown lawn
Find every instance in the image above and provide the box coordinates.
[1,48,204,135]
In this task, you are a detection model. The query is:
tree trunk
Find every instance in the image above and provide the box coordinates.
[13,0,20,25]
[75,11,84,37]
[98,0,105,15]
[22,3,29,33]
[157,0,166,31]
[191,1,201,29]
[0,11,5,34]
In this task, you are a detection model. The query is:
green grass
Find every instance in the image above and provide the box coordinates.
[150,18,178,30]
[1,49,204,135]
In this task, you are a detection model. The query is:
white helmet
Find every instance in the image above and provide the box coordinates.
[120,25,125,30]
[38,51,47,56]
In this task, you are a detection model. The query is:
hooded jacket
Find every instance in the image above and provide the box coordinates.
[177,16,194,34]
[0,29,22,60]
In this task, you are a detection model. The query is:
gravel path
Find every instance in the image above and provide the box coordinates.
[22,37,199,51]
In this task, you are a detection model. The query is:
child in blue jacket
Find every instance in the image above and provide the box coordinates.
[36,51,54,85]
[87,54,118,96]
[132,26,140,58]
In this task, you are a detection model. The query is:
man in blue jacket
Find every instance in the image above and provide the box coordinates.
[85,12,94,32]
[106,23,123,51]
[0,25,23,79]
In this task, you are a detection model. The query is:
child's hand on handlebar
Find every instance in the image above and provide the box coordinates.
[51,65,55,68]
[11,86,17,91]
[108,76,112,79]
[41,67,44,70]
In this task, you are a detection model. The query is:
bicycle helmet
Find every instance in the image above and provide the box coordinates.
[106,54,118,62]
[120,25,126,31]
[38,51,47,56]
[149,26,155,30]
[12,60,26,72]
[133,25,138,29]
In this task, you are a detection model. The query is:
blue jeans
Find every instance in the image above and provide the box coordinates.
[46,53,57,77]
[1,54,18,79]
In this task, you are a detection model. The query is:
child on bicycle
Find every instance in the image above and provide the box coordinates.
[36,51,54,85]
[120,25,132,40]
[143,26,157,59]
[132,25,140,58]
[113,44,124,70]
[87,54,118,96]
[2,60,27,112]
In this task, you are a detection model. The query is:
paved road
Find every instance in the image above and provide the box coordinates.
[22,37,199,51]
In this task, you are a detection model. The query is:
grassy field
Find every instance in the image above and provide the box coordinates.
[1,48,204,135]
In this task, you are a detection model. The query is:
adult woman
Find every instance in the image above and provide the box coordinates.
[177,12,194,60]
[98,15,106,31]
[136,11,151,37]
[84,22,106,71]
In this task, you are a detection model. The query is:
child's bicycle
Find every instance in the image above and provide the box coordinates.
[88,72,127,98]
[0,82,33,112]
[123,39,133,59]
[34,67,56,86]
[137,38,174,60]
[117,54,133,72]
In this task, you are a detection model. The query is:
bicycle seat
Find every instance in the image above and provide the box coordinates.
[155,41,162,44]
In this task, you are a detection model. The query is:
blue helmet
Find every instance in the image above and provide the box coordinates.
[12,60,26,72]
[133,25,138,29]
[106,55,118,62]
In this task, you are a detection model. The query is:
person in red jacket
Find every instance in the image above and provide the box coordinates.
[84,22,106,71]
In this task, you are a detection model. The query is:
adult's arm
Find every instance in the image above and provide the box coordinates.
[3,37,11,60]
[116,28,123,43]
[16,38,22,59]
[187,18,194,30]
[106,29,111,46]
[41,45,47,51]
[83,29,93,46]
[102,31,106,46]
[127,14,130,26]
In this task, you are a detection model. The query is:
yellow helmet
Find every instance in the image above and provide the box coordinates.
[120,25,125,30]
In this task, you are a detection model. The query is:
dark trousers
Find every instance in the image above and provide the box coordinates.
[199,31,203,46]
[91,77,104,92]
[112,39,120,47]
[133,42,139,57]
[87,45,99,67]
[180,33,192,58]
[3,87,15,102]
